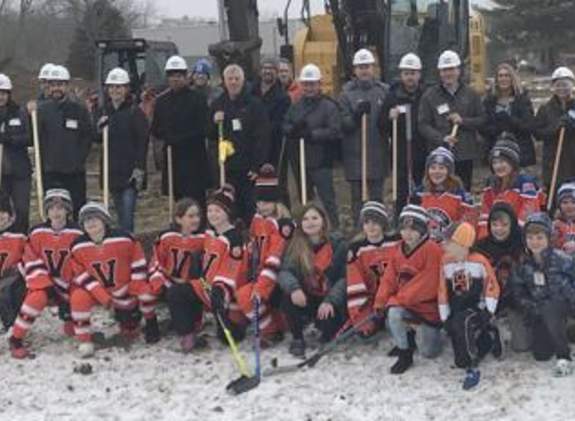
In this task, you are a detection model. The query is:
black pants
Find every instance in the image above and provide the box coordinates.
[530,300,571,361]
[226,170,255,225]
[446,308,494,369]
[281,293,346,342]
[0,273,26,330]
[455,160,473,191]
[166,283,204,336]
[43,172,86,219]
[1,175,31,233]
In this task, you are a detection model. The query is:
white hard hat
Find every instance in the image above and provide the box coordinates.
[105,68,130,85]
[38,63,55,80]
[49,65,71,82]
[165,55,188,72]
[399,53,422,71]
[552,66,575,82]
[437,50,461,70]
[299,64,322,82]
[0,73,12,91]
[353,49,375,66]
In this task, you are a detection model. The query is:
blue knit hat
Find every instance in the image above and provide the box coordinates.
[426,147,455,175]
[192,58,212,77]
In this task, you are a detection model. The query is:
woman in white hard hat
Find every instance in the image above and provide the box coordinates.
[535,66,575,188]
[0,73,32,233]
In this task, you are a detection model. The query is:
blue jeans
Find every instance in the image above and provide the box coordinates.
[387,306,443,358]
[112,187,137,232]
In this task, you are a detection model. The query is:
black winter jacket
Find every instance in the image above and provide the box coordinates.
[0,100,31,178]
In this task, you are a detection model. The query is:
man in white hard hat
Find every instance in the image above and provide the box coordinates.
[37,63,55,101]
[339,48,389,222]
[418,50,485,190]
[283,63,342,228]
[209,64,271,224]
[535,66,575,187]
[37,65,93,218]
[0,73,32,232]
[151,55,210,208]
[94,68,149,232]
[382,52,427,215]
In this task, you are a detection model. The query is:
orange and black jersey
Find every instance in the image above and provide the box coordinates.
[69,229,148,305]
[23,222,82,293]
[0,227,26,278]
[149,227,205,291]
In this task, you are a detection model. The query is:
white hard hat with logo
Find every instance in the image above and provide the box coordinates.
[399,53,422,70]
[552,66,575,82]
[437,50,461,70]
[105,68,130,85]
[353,49,376,66]
[49,65,71,82]
[38,63,55,81]
[0,73,12,91]
[299,64,322,82]
[165,55,188,72]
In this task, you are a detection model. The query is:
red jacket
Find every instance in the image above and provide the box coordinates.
[0,229,26,278]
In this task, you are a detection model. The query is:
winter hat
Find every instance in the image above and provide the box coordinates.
[192,58,212,76]
[360,201,389,228]
[447,222,476,249]
[425,147,455,175]
[44,188,73,215]
[207,184,236,217]
[255,164,280,202]
[399,204,429,236]
[524,212,552,238]
[557,182,575,204]
[489,134,520,169]
[78,201,112,227]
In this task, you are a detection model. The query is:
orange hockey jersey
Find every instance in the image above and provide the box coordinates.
[438,252,500,321]
[148,228,205,293]
[374,237,443,323]
[0,229,26,278]
[69,230,148,308]
[23,222,82,295]
[553,218,575,254]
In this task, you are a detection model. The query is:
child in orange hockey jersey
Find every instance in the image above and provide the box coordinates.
[69,202,159,357]
[346,201,398,338]
[439,222,501,390]
[236,165,294,347]
[552,182,575,255]
[149,198,206,352]
[9,189,82,358]
[0,192,26,332]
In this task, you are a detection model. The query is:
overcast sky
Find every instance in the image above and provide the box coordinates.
[159,0,492,19]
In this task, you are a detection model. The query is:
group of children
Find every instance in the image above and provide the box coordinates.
[2,132,575,391]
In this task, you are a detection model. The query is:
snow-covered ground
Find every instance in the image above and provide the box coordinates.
[1,308,574,421]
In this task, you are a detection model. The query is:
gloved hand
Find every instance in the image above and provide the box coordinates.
[164,135,179,146]
[210,286,226,316]
[97,115,109,130]
[290,120,308,139]
[129,168,145,191]
[355,100,371,117]
[559,110,575,129]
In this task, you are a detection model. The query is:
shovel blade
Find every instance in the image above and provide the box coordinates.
[225,375,260,395]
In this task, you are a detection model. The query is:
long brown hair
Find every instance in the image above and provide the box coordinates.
[422,172,465,193]
[493,63,523,97]
[284,202,330,280]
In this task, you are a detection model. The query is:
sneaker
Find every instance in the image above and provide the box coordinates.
[390,349,414,375]
[9,337,30,359]
[63,321,75,337]
[553,359,573,377]
[289,338,306,358]
[463,368,481,390]
[144,317,160,344]
[78,342,95,358]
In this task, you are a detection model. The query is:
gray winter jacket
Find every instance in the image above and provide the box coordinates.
[418,84,486,161]
[339,79,389,181]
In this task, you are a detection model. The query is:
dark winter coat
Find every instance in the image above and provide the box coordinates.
[95,98,149,191]
[37,98,93,174]
[534,96,575,186]
[418,83,486,161]
[283,94,342,170]
[339,79,389,181]
[481,92,536,167]
[510,248,575,318]
[252,79,291,167]
[0,100,31,178]
[208,88,271,173]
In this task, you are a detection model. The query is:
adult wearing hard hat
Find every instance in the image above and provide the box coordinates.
[152,55,210,207]
[339,48,389,222]
[283,63,343,228]
[37,63,55,101]
[37,65,93,218]
[418,50,486,190]
[535,66,575,187]
[94,68,149,232]
[209,64,271,224]
[381,52,427,216]
[0,74,32,233]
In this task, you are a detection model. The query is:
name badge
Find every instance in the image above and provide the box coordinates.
[533,271,546,287]
[437,103,450,115]
[232,118,242,132]
[8,118,22,127]
[65,119,79,130]
[397,105,408,114]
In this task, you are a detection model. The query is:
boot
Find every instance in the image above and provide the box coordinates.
[9,337,30,359]
[120,320,141,341]
[144,317,160,344]
[463,368,481,390]
[289,338,306,358]
[390,349,413,375]
[78,342,95,358]
[388,330,417,357]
